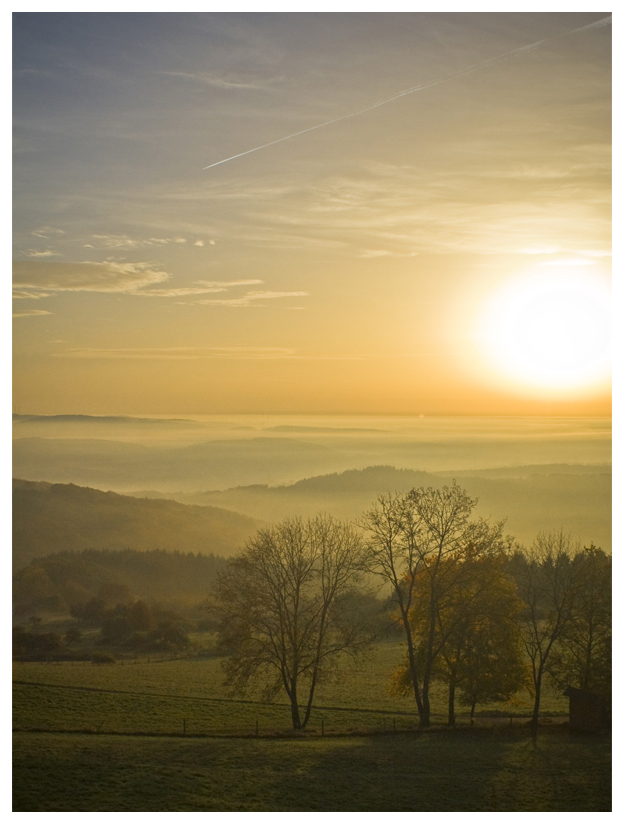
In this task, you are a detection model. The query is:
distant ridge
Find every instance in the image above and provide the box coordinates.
[12,479,263,568]
[154,464,610,552]
[12,435,344,490]
[13,414,200,426]
[438,463,611,478]
[264,425,386,433]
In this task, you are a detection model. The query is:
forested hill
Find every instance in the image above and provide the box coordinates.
[13,479,263,568]
[162,464,611,552]
[13,548,229,616]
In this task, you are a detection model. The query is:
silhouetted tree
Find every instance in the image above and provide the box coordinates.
[211,514,371,730]
[64,627,82,645]
[516,530,583,725]
[73,596,108,626]
[548,544,611,697]
[127,599,155,631]
[12,626,64,658]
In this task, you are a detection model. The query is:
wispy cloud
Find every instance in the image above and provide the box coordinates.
[25,249,59,258]
[31,226,65,239]
[195,279,264,287]
[135,279,266,298]
[85,234,192,250]
[358,249,418,259]
[134,138,607,258]
[13,261,170,293]
[160,71,277,91]
[86,235,142,249]
[134,286,227,297]
[12,290,50,300]
[197,290,309,307]
[11,264,290,306]
[202,16,611,171]
[13,308,53,318]
[53,346,297,360]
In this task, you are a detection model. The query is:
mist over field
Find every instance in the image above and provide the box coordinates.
[13,413,610,485]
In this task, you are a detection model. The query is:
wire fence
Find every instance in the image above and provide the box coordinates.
[14,679,563,740]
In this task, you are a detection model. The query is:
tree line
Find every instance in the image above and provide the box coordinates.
[13,548,229,616]
[210,483,611,730]
[13,582,198,660]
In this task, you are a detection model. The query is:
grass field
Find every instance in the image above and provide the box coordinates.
[14,642,608,811]
[13,641,569,737]
[13,728,610,812]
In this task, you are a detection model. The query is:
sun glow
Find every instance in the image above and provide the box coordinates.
[477,269,611,395]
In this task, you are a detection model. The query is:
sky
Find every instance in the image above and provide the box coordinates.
[12,12,612,416]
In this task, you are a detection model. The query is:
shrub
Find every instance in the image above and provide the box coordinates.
[92,651,116,664]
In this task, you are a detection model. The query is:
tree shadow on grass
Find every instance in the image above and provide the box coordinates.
[267,727,611,812]
[268,729,509,811]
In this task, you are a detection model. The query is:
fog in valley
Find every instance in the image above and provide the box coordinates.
[13,414,611,557]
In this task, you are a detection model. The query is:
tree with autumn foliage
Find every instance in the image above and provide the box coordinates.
[391,543,526,725]
[362,482,510,727]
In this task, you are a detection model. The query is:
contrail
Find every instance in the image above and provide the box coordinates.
[203,15,611,170]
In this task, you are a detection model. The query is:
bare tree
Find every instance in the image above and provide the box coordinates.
[516,530,583,726]
[548,544,611,697]
[359,492,426,720]
[210,514,371,730]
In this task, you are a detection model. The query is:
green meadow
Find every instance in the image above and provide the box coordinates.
[13,641,569,737]
[14,642,609,812]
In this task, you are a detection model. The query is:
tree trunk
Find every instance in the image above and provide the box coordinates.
[531,667,543,726]
[401,610,424,719]
[287,681,302,729]
[302,671,319,730]
[421,674,431,727]
[420,586,438,728]
[290,698,302,730]
[447,674,456,726]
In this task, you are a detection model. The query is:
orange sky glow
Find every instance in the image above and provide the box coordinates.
[13,12,611,416]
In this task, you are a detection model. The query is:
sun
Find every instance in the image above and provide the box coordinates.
[476,269,611,394]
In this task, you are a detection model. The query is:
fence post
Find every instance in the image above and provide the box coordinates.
[321,719,324,736]
[255,720,259,737]
[393,717,396,732]
[183,718,186,736]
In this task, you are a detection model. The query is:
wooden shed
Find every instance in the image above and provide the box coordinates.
[564,686,609,732]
